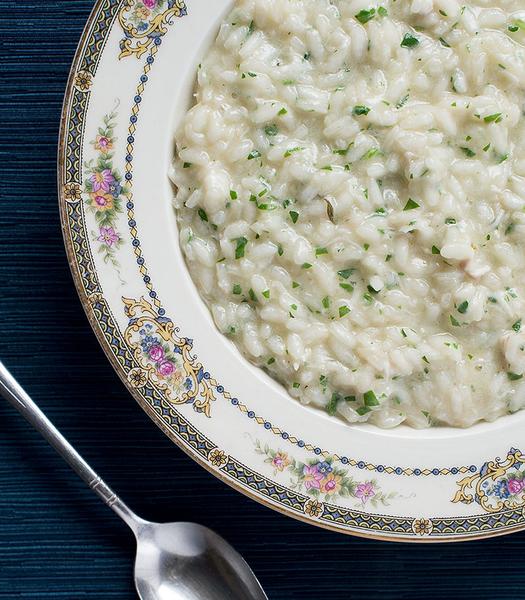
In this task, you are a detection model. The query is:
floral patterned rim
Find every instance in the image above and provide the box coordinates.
[58,0,525,542]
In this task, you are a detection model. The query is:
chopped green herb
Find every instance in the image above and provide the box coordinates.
[333,143,353,156]
[457,301,469,314]
[247,150,261,160]
[461,147,476,158]
[229,190,238,200]
[339,305,351,318]
[262,289,270,299]
[289,210,299,224]
[326,392,342,416]
[363,390,379,407]
[232,284,242,295]
[450,315,461,327]
[403,198,420,211]
[338,268,355,279]
[508,372,523,381]
[401,33,420,48]
[302,263,313,270]
[512,319,522,332]
[363,293,374,305]
[340,283,354,293]
[322,296,330,309]
[508,20,525,32]
[361,148,381,160]
[353,105,371,116]
[315,247,328,256]
[264,124,278,137]
[355,8,376,24]
[183,162,192,168]
[396,94,410,109]
[234,237,248,259]
[198,208,208,222]
[248,288,258,302]
[484,113,503,124]
[505,222,516,235]
[432,245,441,255]
[284,147,304,158]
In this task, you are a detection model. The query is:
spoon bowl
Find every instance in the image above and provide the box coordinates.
[134,521,267,600]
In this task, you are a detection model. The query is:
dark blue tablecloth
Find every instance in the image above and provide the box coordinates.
[1,2,525,598]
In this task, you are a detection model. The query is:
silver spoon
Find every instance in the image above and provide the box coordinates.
[0,361,268,600]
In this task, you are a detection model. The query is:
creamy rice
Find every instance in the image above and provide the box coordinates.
[171,0,525,428]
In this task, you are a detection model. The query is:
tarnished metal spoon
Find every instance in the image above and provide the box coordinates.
[0,361,268,600]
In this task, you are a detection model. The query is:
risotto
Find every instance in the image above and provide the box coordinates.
[170,0,525,428]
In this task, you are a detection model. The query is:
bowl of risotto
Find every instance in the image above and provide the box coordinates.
[60,0,525,541]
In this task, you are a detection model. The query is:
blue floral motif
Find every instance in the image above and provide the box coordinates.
[317,461,333,476]
[492,481,510,500]
[109,182,123,198]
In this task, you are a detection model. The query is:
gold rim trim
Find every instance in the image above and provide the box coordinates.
[57,0,525,544]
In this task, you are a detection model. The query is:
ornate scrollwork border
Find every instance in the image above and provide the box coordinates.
[123,297,216,415]
[453,448,525,513]
[118,0,187,59]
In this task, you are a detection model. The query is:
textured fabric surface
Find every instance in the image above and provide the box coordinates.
[1,2,525,599]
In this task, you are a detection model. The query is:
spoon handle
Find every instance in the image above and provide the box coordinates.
[0,360,142,533]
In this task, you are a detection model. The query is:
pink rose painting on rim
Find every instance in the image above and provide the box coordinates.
[83,109,128,272]
[254,441,396,506]
[138,324,193,396]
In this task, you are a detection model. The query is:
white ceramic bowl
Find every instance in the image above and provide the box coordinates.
[59,0,525,542]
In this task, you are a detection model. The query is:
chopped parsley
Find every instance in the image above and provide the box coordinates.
[401,33,420,48]
[353,105,371,116]
[234,237,248,259]
[484,113,503,124]
[339,305,351,318]
[363,390,379,407]
[355,9,376,24]
[457,301,469,314]
[403,198,420,211]
[284,147,304,157]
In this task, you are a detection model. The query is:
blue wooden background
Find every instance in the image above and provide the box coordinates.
[1,2,525,598]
